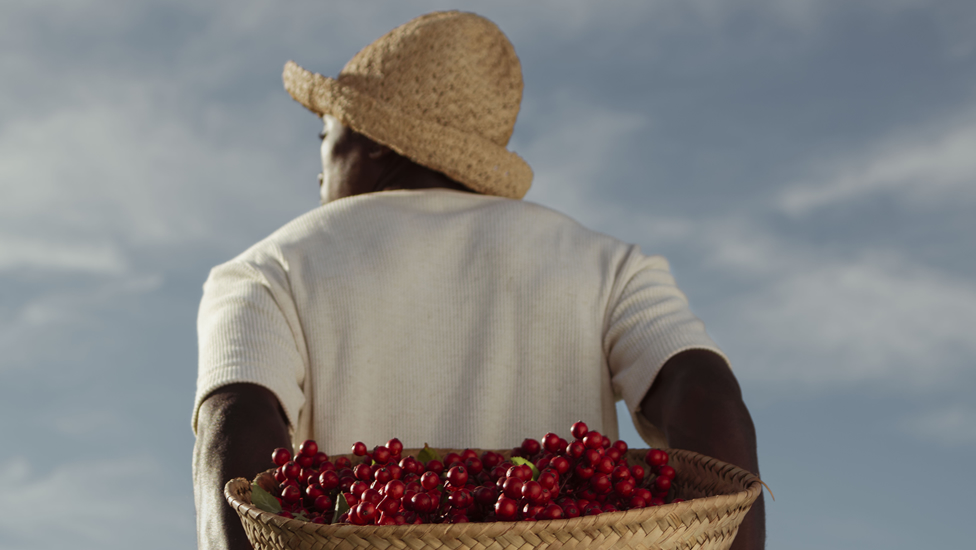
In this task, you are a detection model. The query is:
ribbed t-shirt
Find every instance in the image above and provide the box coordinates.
[193,189,727,454]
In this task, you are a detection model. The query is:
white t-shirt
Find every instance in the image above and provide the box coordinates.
[193,189,727,453]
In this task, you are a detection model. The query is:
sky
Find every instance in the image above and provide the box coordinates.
[1,0,974,548]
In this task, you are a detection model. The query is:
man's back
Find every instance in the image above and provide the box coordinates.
[194,189,720,453]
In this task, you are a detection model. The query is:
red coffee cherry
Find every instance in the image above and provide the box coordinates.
[386,438,403,456]
[566,440,585,459]
[645,449,669,468]
[373,467,392,484]
[298,439,318,457]
[362,488,382,505]
[502,477,524,499]
[281,484,301,504]
[473,485,498,506]
[563,501,581,518]
[443,452,463,468]
[305,483,324,500]
[574,463,595,480]
[420,471,440,491]
[355,501,377,523]
[446,465,469,487]
[464,457,484,475]
[523,503,544,519]
[654,476,672,492]
[313,494,333,512]
[384,479,406,500]
[377,496,399,515]
[542,433,562,454]
[612,465,632,481]
[596,456,615,474]
[614,479,635,497]
[590,473,612,494]
[448,488,473,509]
[318,470,339,490]
[350,481,368,497]
[271,448,292,467]
[628,495,647,509]
[425,460,444,475]
[521,438,541,456]
[282,461,301,480]
[354,464,373,482]
[372,446,392,465]
[549,456,570,475]
[571,421,589,440]
[631,465,646,481]
[399,456,422,476]
[537,470,558,490]
[495,496,518,520]
[481,451,503,469]
[583,432,603,449]
[352,442,368,456]
[537,503,564,520]
[582,503,603,516]
[521,480,544,504]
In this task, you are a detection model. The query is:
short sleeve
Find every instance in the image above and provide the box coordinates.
[604,248,729,444]
[192,253,308,435]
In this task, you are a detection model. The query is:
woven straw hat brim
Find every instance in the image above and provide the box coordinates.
[283,61,533,200]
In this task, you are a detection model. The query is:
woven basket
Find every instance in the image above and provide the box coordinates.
[224,448,761,550]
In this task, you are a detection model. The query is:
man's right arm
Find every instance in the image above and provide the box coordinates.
[193,383,291,550]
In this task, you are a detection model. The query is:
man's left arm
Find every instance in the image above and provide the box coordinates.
[639,349,765,550]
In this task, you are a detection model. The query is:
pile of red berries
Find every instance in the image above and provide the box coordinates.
[254,421,681,525]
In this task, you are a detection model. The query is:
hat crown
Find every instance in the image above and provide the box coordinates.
[336,11,522,146]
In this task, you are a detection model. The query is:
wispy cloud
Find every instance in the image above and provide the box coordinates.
[0,236,127,274]
[520,96,648,231]
[713,245,976,389]
[777,113,976,215]
[0,456,193,550]
[517,90,976,394]
[0,274,163,371]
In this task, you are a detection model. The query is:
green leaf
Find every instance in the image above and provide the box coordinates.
[293,512,310,522]
[250,483,282,514]
[417,443,442,465]
[510,457,540,481]
[332,491,351,524]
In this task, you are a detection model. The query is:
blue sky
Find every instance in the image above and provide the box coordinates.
[1,1,974,548]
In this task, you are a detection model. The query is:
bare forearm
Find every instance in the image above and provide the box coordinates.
[640,350,765,550]
[193,384,291,550]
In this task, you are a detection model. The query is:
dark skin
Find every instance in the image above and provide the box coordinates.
[193,120,764,549]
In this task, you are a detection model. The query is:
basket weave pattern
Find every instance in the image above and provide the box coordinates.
[224,448,761,550]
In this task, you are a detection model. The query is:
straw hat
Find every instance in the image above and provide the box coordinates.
[283,11,533,199]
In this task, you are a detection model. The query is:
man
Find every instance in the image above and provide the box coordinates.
[193,11,764,550]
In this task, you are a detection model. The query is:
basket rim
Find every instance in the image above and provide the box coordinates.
[224,446,763,538]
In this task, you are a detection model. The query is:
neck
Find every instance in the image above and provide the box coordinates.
[375,156,471,193]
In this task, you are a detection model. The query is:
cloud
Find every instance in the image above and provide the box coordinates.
[901,405,976,446]
[511,86,976,394]
[520,95,648,231]
[0,273,163,371]
[698,222,976,390]
[777,113,976,215]
[0,236,127,274]
[0,456,193,550]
